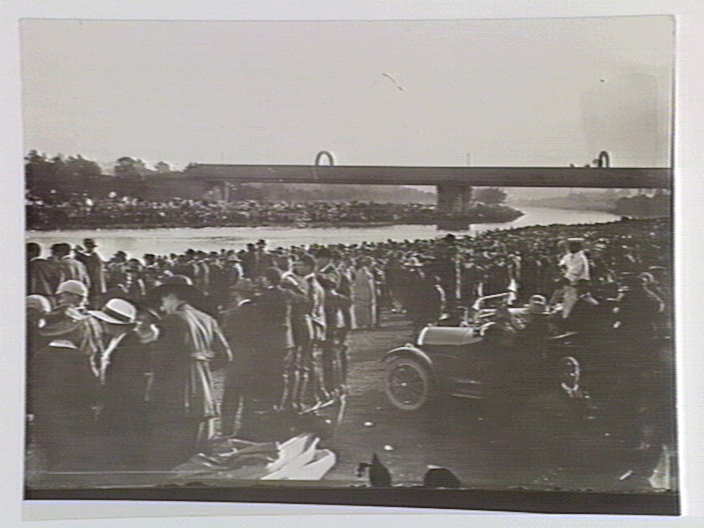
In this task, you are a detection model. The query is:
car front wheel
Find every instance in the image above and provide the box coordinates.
[384,357,433,411]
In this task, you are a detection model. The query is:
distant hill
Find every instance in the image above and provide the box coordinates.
[509,189,632,212]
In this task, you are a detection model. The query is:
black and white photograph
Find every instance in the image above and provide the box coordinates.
[21,15,677,515]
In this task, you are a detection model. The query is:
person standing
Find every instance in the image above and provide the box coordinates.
[318,274,352,394]
[207,253,229,311]
[26,294,52,418]
[334,252,355,339]
[27,242,60,299]
[352,256,377,329]
[42,280,104,377]
[31,329,101,471]
[315,248,341,287]
[246,268,308,423]
[220,279,258,436]
[279,256,314,410]
[431,238,461,311]
[559,238,590,319]
[123,267,147,303]
[147,283,233,469]
[241,243,259,279]
[51,242,91,290]
[74,238,106,308]
[89,298,151,469]
[286,254,327,407]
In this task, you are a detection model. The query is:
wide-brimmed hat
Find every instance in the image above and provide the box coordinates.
[88,298,137,325]
[27,294,52,314]
[56,280,89,298]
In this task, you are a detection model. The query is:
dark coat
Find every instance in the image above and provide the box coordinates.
[150,303,232,420]
[75,251,106,297]
[252,286,304,351]
[28,257,60,297]
[281,278,314,348]
[241,251,259,278]
[323,290,351,340]
[32,343,100,444]
[99,330,151,423]
[58,256,91,288]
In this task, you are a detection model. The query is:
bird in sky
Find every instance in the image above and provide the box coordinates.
[381,72,405,92]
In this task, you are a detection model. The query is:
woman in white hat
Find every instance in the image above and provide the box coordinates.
[88,298,153,469]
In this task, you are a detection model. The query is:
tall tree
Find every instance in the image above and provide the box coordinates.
[114,156,148,178]
[154,161,171,173]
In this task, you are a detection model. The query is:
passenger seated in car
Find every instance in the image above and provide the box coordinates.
[436,306,469,327]
[493,303,522,333]
[519,295,552,358]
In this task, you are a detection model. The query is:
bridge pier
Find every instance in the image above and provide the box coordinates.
[436,183,473,215]
[436,183,473,230]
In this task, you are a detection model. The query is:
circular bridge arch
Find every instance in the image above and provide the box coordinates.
[314,151,335,166]
[597,150,611,168]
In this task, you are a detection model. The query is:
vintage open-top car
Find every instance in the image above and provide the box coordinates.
[382,293,584,412]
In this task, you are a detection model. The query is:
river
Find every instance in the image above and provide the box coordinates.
[26,207,619,257]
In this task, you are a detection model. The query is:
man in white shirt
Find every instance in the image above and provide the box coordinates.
[560,238,590,283]
[559,238,590,318]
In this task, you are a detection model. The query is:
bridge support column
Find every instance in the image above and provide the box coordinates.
[436,183,473,230]
[436,183,473,214]
[221,181,230,202]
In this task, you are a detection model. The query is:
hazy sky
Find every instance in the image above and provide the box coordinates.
[20,16,673,170]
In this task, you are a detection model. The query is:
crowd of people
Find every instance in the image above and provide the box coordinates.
[26,192,521,230]
[25,217,672,474]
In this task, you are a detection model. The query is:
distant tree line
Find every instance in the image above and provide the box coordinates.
[614,190,671,218]
[508,187,671,218]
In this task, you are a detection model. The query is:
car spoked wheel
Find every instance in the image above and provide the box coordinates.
[384,358,432,411]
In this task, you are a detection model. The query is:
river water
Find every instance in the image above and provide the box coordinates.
[27,206,618,257]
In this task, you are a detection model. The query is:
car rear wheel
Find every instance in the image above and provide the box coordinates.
[384,357,433,411]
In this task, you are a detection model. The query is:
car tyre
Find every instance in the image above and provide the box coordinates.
[384,357,434,412]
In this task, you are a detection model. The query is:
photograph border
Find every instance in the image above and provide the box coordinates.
[3,1,702,524]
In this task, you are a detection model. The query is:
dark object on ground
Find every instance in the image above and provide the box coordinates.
[357,453,392,487]
[422,467,463,489]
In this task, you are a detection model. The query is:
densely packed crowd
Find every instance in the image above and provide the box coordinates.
[26,193,438,229]
[26,193,522,230]
[25,217,672,474]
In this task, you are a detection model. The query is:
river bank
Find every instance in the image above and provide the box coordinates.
[26,207,622,256]
[27,209,524,232]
